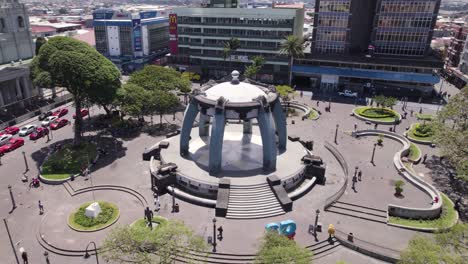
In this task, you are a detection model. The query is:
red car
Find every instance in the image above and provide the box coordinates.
[3,126,19,135]
[52,108,68,118]
[73,109,89,119]
[0,138,24,155]
[29,127,49,140]
[50,118,68,130]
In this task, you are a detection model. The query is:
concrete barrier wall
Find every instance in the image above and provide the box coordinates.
[323,141,349,209]
[355,130,442,219]
[352,108,401,125]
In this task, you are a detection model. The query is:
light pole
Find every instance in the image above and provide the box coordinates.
[371,143,377,164]
[171,184,176,213]
[314,209,320,241]
[334,124,339,144]
[212,218,217,252]
[22,151,29,172]
[328,96,332,111]
[8,185,16,210]
[84,241,99,264]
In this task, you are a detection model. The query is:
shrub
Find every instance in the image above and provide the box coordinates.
[377,134,384,145]
[414,124,434,138]
[73,202,115,227]
[395,180,405,195]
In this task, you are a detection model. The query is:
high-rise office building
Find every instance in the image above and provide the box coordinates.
[93,9,169,72]
[171,6,304,82]
[208,0,238,8]
[294,0,442,97]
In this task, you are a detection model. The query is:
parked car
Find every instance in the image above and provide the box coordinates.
[19,125,37,136]
[0,138,25,155]
[338,90,358,98]
[29,127,49,140]
[38,111,53,121]
[0,134,13,146]
[52,108,68,117]
[50,118,68,130]
[42,116,58,127]
[73,109,89,119]
[3,126,19,135]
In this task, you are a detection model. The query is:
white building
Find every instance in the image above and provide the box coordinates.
[172,6,304,82]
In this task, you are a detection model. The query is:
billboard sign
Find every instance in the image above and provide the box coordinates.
[133,19,143,52]
[140,11,157,19]
[169,14,178,55]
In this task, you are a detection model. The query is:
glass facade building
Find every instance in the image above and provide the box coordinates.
[371,0,439,56]
[313,0,351,54]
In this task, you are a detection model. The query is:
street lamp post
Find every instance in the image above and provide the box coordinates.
[334,124,339,144]
[212,218,217,252]
[84,241,99,264]
[328,96,332,111]
[22,151,29,172]
[171,184,176,213]
[314,209,320,240]
[8,185,16,210]
[44,251,50,264]
[371,143,377,164]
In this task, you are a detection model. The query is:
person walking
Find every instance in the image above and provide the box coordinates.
[38,200,44,215]
[354,123,358,131]
[358,170,362,181]
[316,100,319,107]
[19,247,28,264]
[217,226,224,240]
[423,154,428,164]
[352,175,357,191]
[410,110,414,117]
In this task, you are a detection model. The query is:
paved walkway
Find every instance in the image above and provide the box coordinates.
[0,94,444,263]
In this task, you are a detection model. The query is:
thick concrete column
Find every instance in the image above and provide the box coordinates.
[257,107,277,172]
[243,120,252,134]
[21,77,31,98]
[199,113,210,137]
[15,78,24,107]
[180,100,199,156]
[209,109,226,175]
[0,88,4,106]
[272,98,287,151]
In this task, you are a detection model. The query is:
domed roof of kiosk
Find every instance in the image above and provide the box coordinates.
[205,71,267,103]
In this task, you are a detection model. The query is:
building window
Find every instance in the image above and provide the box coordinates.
[17,16,24,28]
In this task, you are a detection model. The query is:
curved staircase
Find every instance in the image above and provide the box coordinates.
[226,183,285,219]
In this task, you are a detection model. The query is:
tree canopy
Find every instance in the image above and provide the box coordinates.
[279,35,305,86]
[128,65,191,93]
[373,95,397,109]
[434,86,468,181]
[255,231,312,264]
[245,56,265,80]
[31,36,121,144]
[276,85,296,101]
[35,37,47,55]
[399,223,467,264]
[103,219,208,264]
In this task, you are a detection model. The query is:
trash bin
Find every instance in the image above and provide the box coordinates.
[348,232,354,242]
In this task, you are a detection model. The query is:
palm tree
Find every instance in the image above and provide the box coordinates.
[224,38,241,72]
[279,35,305,86]
[222,47,230,74]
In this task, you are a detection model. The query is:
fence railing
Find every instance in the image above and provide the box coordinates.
[323,141,349,210]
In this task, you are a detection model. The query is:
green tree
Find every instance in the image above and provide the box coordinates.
[384,96,398,109]
[31,36,121,145]
[115,83,150,119]
[434,86,468,181]
[32,71,56,97]
[255,231,312,264]
[181,71,201,82]
[102,219,209,264]
[276,85,295,102]
[224,38,241,71]
[148,90,180,126]
[128,65,191,93]
[279,35,305,86]
[373,95,387,108]
[245,56,265,80]
[35,37,47,55]
[399,224,467,264]
[244,64,259,79]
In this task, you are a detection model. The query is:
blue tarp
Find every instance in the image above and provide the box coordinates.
[292,65,440,84]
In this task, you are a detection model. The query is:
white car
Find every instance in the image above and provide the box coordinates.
[19,124,37,136]
[338,90,358,98]
[0,134,12,146]
[42,116,58,127]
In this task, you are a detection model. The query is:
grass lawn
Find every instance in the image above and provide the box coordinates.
[407,123,434,142]
[416,113,435,121]
[408,143,421,161]
[355,107,400,122]
[42,143,97,180]
[389,193,458,230]
[131,217,168,242]
[68,201,119,231]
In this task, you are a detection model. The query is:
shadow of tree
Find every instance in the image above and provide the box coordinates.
[142,123,180,137]
[30,136,127,174]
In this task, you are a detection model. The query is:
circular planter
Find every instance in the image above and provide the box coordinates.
[67,201,120,232]
[353,107,401,124]
[405,123,434,145]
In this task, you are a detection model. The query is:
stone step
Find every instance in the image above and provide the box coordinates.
[226,209,286,219]
[229,183,270,189]
[228,202,281,210]
[326,206,387,224]
[228,196,279,203]
[228,199,281,206]
[229,187,272,193]
[228,192,276,199]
